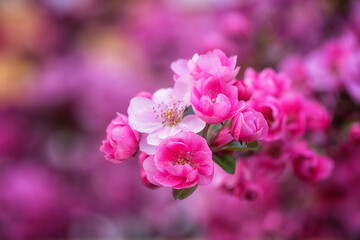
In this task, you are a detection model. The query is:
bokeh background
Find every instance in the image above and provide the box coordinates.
[0,0,360,239]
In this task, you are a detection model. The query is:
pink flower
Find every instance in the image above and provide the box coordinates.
[304,100,331,131]
[281,94,307,138]
[171,49,239,83]
[248,96,286,141]
[231,107,268,142]
[349,122,360,142]
[292,143,333,182]
[100,113,139,163]
[128,82,205,149]
[233,80,252,101]
[304,33,357,92]
[344,50,360,104]
[142,131,214,189]
[191,77,245,124]
[244,67,291,99]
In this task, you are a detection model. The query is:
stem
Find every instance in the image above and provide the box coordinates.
[202,123,210,140]
[209,122,228,146]
[211,139,235,152]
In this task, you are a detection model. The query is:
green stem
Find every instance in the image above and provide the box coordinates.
[209,122,228,146]
[210,139,235,152]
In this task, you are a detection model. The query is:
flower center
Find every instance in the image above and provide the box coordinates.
[172,150,195,167]
[207,89,219,103]
[153,98,186,127]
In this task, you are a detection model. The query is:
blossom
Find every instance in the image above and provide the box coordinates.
[128,82,205,149]
[100,113,140,162]
[233,80,252,101]
[191,77,245,124]
[171,49,239,83]
[244,67,291,99]
[142,131,214,189]
[304,33,357,92]
[344,50,360,104]
[281,94,307,138]
[291,143,333,182]
[231,107,268,142]
[304,100,331,131]
[248,96,286,141]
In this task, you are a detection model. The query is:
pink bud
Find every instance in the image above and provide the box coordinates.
[234,81,252,101]
[231,108,268,142]
[100,113,139,163]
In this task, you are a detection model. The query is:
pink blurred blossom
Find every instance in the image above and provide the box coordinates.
[291,143,333,182]
[248,96,286,141]
[244,67,291,99]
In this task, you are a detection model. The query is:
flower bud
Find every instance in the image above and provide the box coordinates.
[100,113,139,163]
[231,108,268,142]
[234,81,252,101]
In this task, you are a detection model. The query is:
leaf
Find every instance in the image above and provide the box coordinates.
[172,185,198,200]
[212,153,236,174]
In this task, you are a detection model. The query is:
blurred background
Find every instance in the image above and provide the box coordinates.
[0,0,360,239]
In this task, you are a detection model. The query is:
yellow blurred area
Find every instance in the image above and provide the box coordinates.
[0,55,34,105]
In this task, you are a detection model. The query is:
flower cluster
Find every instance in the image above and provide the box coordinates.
[100,49,333,199]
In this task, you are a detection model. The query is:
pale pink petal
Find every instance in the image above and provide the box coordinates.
[171,59,189,76]
[179,115,206,133]
[152,88,173,104]
[142,156,161,186]
[139,135,156,155]
[128,97,161,133]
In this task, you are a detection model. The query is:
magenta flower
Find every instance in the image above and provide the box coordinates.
[292,143,333,182]
[100,113,140,163]
[191,77,245,124]
[142,131,214,189]
[344,50,360,104]
[281,94,307,138]
[304,100,331,131]
[248,96,286,141]
[171,49,239,83]
[233,80,252,101]
[231,107,268,142]
[128,82,205,149]
[244,67,291,99]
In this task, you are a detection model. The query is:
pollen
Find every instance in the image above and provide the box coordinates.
[153,98,186,127]
[207,89,219,103]
[172,150,196,168]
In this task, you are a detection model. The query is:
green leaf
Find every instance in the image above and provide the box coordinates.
[172,185,198,200]
[212,153,236,174]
